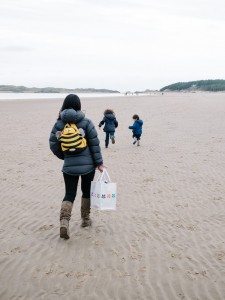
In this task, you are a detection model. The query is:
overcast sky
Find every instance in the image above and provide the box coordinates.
[0,0,225,91]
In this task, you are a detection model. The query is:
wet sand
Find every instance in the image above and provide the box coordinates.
[0,93,225,299]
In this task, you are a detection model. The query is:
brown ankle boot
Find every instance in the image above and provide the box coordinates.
[81,197,92,227]
[60,201,73,239]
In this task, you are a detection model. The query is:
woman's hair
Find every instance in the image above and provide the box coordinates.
[61,94,81,111]
[133,114,139,120]
[104,109,114,115]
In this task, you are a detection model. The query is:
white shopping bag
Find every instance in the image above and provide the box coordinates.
[91,169,117,210]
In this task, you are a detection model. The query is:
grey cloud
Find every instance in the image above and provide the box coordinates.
[0,0,225,90]
[0,45,33,52]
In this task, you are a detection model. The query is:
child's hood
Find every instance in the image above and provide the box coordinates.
[104,113,116,120]
[136,119,143,126]
[60,108,85,124]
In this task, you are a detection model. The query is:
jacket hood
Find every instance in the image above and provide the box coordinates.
[136,119,143,125]
[105,113,115,120]
[60,108,85,124]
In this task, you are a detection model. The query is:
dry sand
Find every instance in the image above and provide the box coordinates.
[0,93,225,300]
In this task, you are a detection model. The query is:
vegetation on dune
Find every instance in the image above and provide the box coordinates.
[0,85,120,94]
[160,80,225,92]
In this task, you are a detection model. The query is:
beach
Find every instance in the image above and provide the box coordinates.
[0,93,225,299]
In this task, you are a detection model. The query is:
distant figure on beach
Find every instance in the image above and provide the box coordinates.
[49,94,104,239]
[99,109,118,148]
[128,114,143,146]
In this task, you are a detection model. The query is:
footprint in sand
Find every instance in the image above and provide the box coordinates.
[216,251,225,261]
[38,224,54,231]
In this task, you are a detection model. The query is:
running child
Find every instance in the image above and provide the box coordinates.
[128,114,143,146]
[99,109,118,148]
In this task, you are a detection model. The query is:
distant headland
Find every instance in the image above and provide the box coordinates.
[0,85,120,94]
[2,80,225,95]
[160,80,225,92]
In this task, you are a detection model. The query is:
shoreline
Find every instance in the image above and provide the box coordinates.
[0,91,225,102]
[1,90,225,102]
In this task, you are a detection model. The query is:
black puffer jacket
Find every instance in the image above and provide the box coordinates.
[49,109,103,175]
[99,113,118,133]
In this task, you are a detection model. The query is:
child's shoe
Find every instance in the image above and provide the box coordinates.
[111,136,115,144]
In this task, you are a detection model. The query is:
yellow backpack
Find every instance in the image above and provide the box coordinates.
[59,123,87,153]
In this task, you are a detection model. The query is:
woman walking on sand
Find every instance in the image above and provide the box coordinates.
[49,94,104,239]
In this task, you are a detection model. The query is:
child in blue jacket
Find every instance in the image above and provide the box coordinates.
[129,114,143,146]
[99,109,118,148]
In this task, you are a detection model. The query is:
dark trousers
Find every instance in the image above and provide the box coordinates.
[105,132,115,147]
[133,134,141,140]
[63,170,95,203]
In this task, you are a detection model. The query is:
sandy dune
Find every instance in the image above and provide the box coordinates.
[0,93,225,299]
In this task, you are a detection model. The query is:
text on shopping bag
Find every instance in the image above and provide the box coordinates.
[91,192,116,199]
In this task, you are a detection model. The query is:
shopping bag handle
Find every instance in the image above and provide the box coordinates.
[97,169,111,182]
